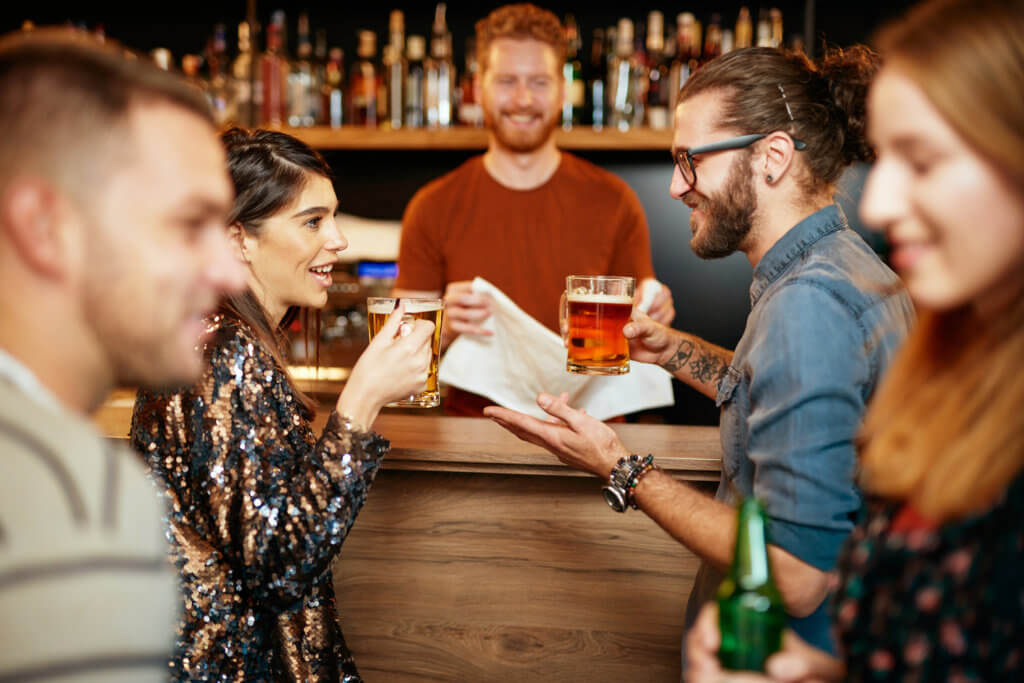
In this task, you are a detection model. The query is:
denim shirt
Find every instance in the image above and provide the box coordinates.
[683,204,915,657]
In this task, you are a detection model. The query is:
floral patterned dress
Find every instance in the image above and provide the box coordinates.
[833,472,1024,681]
[132,315,387,682]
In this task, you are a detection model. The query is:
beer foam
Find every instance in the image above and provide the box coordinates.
[566,293,633,305]
[367,298,442,315]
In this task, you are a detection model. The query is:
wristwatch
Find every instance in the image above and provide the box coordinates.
[601,454,656,513]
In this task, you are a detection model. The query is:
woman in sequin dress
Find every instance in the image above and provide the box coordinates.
[132,129,436,682]
[685,0,1024,680]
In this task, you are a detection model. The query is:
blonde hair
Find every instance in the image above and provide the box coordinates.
[858,0,1024,523]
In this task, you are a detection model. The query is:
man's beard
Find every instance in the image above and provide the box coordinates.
[484,106,560,153]
[687,153,757,259]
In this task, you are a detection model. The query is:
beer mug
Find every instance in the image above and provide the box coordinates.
[366,297,445,408]
[560,275,635,375]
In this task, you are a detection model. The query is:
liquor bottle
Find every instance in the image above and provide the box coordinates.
[384,10,406,130]
[667,12,698,113]
[608,17,635,131]
[205,23,235,126]
[717,497,786,672]
[756,9,773,47]
[457,37,483,127]
[232,21,260,127]
[645,11,669,130]
[349,30,379,128]
[735,7,753,49]
[287,12,317,127]
[424,2,454,129]
[629,17,649,128]
[560,13,584,129]
[322,47,344,128]
[313,28,328,124]
[585,28,606,129]
[405,35,426,128]
[770,9,784,48]
[260,16,289,126]
[703,13,724,64]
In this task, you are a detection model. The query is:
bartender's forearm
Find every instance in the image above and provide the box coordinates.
[660,331,733,400]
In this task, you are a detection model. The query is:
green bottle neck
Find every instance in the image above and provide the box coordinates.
[731,498,772,589]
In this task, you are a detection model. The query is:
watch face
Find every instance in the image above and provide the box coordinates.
[602,486,627,513]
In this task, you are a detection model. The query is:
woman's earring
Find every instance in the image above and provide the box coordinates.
[766,174,774,183]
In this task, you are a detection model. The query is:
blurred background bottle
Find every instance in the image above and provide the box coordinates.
[585,27,606,129]
[405,35,426,128]
[384,10,406,130]
[259,12,288,126]
[323,46,345,128]
[561,13,584,129]
[645,11,669,130]
[457,36,483,127]
[349,29,379,127]
[424,2,454,128]
[716,496,786,672]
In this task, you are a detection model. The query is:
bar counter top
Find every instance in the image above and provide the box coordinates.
[97,389,722,481]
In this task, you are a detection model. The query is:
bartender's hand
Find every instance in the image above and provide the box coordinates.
[687,602,846,683]
[638,278,676,326]
[484,392,630,478]
[441,280,493,352]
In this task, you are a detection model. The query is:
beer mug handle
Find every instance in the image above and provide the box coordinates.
[559,290,569,348]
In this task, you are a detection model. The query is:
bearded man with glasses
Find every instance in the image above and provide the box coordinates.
[486,46,916,670]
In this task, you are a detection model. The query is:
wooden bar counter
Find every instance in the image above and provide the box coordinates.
[98,393,721,682]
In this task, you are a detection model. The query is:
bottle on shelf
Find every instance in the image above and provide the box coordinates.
[756,9,773,47]
[322,46,345,128]
[259,12,289,127]
[704,13,724,64]
[424,2,454,129]
[314,28,329,123]
[561,13,584,130]
[287,12,319,127]
[349,30,379,128]
[383,10,406,130]
[645,10,670,130]
[735,6,753,49]
[457,36,483,127]
[205,23,235,126]
[585,27,606,129]
[667,12,699,115]
[405,35,426,128]
[770,9,784,48]
[608,17,635,131]
[231,21,261,127]
[716,496,786,672]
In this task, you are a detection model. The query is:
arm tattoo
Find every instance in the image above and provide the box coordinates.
[662,339,695,372]
[690,349,729,385]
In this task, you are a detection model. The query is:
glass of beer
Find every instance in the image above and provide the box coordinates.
[561,275,635,375]
[366,297,445,408]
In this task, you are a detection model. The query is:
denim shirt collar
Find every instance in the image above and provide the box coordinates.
[749,203,847,307]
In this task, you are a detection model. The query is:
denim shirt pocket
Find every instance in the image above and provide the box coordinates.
[715,366,745,481]
[715,366,742,407]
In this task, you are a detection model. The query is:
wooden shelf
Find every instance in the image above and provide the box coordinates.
[281,125,674,151]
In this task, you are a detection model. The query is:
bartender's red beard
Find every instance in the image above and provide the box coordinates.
[485,105,560,153]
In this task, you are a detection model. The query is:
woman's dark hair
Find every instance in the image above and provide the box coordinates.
[220,127,334,417]
[679,45,880,196]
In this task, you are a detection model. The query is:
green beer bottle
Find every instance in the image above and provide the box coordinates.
[717,496,786,671]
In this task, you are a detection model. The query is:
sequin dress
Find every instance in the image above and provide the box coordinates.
[131,315,387,682]
[833,471,1024,680]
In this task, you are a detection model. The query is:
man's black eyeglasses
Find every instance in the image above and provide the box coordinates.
[673,133,807,187]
